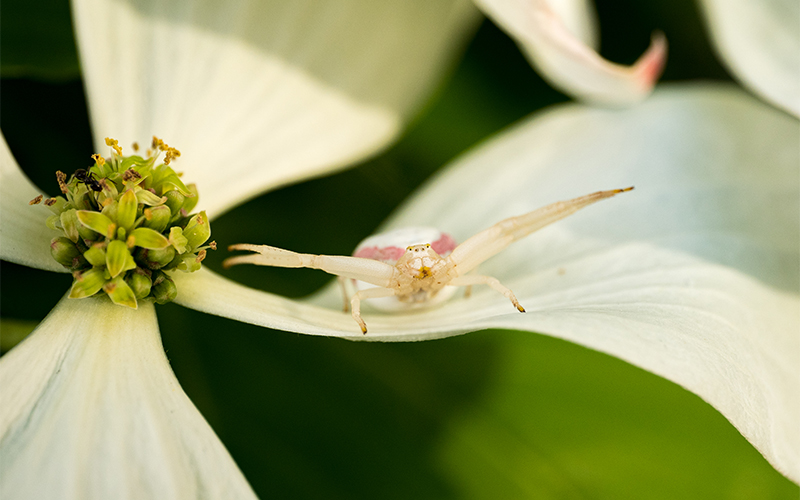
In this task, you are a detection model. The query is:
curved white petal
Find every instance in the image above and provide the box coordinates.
[177,83,799,481]
[0,296,256,499]
[474,0,667,105]
[0,134,69,273]
[73,0,480,217]
[543,0,599,48]
[699,0,800,117]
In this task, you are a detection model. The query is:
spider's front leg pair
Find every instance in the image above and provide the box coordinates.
[224,187,633,333]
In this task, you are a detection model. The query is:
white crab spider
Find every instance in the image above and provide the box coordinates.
[224,187,633,334]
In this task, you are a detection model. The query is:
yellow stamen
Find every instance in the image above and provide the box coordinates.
[104,137,123,156]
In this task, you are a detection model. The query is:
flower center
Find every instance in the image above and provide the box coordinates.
[32,137,214,308]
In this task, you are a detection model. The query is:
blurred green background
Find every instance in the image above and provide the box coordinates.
[1,0,797,498]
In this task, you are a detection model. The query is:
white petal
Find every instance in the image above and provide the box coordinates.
[473,0,667,105]
[72,0,480,217]
[542,0,599,48]
[177,83,799,481]
[0,296,256,499]
[699,0,800,117]
[0,133,69,273]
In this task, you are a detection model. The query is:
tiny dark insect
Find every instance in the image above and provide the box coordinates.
[73,169,102,192]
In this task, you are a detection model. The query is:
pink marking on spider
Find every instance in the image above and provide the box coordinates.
[352,227,456,264]
[430,233,456,256]
[353,245,405,262]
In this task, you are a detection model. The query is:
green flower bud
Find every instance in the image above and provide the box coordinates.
[96,178,118,206]
[141,246,176,269]
[176,251,203,273]
[151,272,177,304]
[129,227,170,249]
[181,183,199,213]
[40,137,211,309]
[67,186,93,211]
[103,275,137,309]
[106,239,137,278]
[46,215,60,231]
[59,209,80,242]
[120,155,148,171]
[50,237,82,268]
[69,267,106,299]
[168,226,189,254]
[83,244,107,267]
[164,190,185,216]
[101,199,118,222]
[183,211,210,251]
[116,189,138,231]
[77,211,116,239]
[126,268,152,299]
[77,221,97,242]
[142,205,171,232]
[136,189,166,206]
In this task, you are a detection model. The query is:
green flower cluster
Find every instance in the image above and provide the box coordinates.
[35,138,213,309]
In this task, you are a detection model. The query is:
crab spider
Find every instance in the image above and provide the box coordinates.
[224,187,633,334]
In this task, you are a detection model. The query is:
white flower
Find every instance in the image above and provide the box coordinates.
[0,0,480,497]
[166,0,800,485]
[2,0,798,496]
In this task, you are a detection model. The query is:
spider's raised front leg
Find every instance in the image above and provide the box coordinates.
[443,188,633,278]
[449,274,525,312]
[350,287,398,334]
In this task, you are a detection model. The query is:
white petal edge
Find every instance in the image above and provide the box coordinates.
[699,0,800,117]
[175,83,799,481]
[474,0,667,105]
[0,133,70,273]
[0,296,257,499]
[72,0,480,217]
[542,0,599,49]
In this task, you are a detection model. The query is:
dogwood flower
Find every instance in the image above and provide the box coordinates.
[168,0,799,486]
[1,0,798,498]
[0,0,480,497]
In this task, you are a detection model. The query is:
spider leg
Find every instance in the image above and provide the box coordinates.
[445,187,632,277]
[338,277,350,312]
[449,275,525,313]
[350,287,398,334]
[225,244,398,287]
